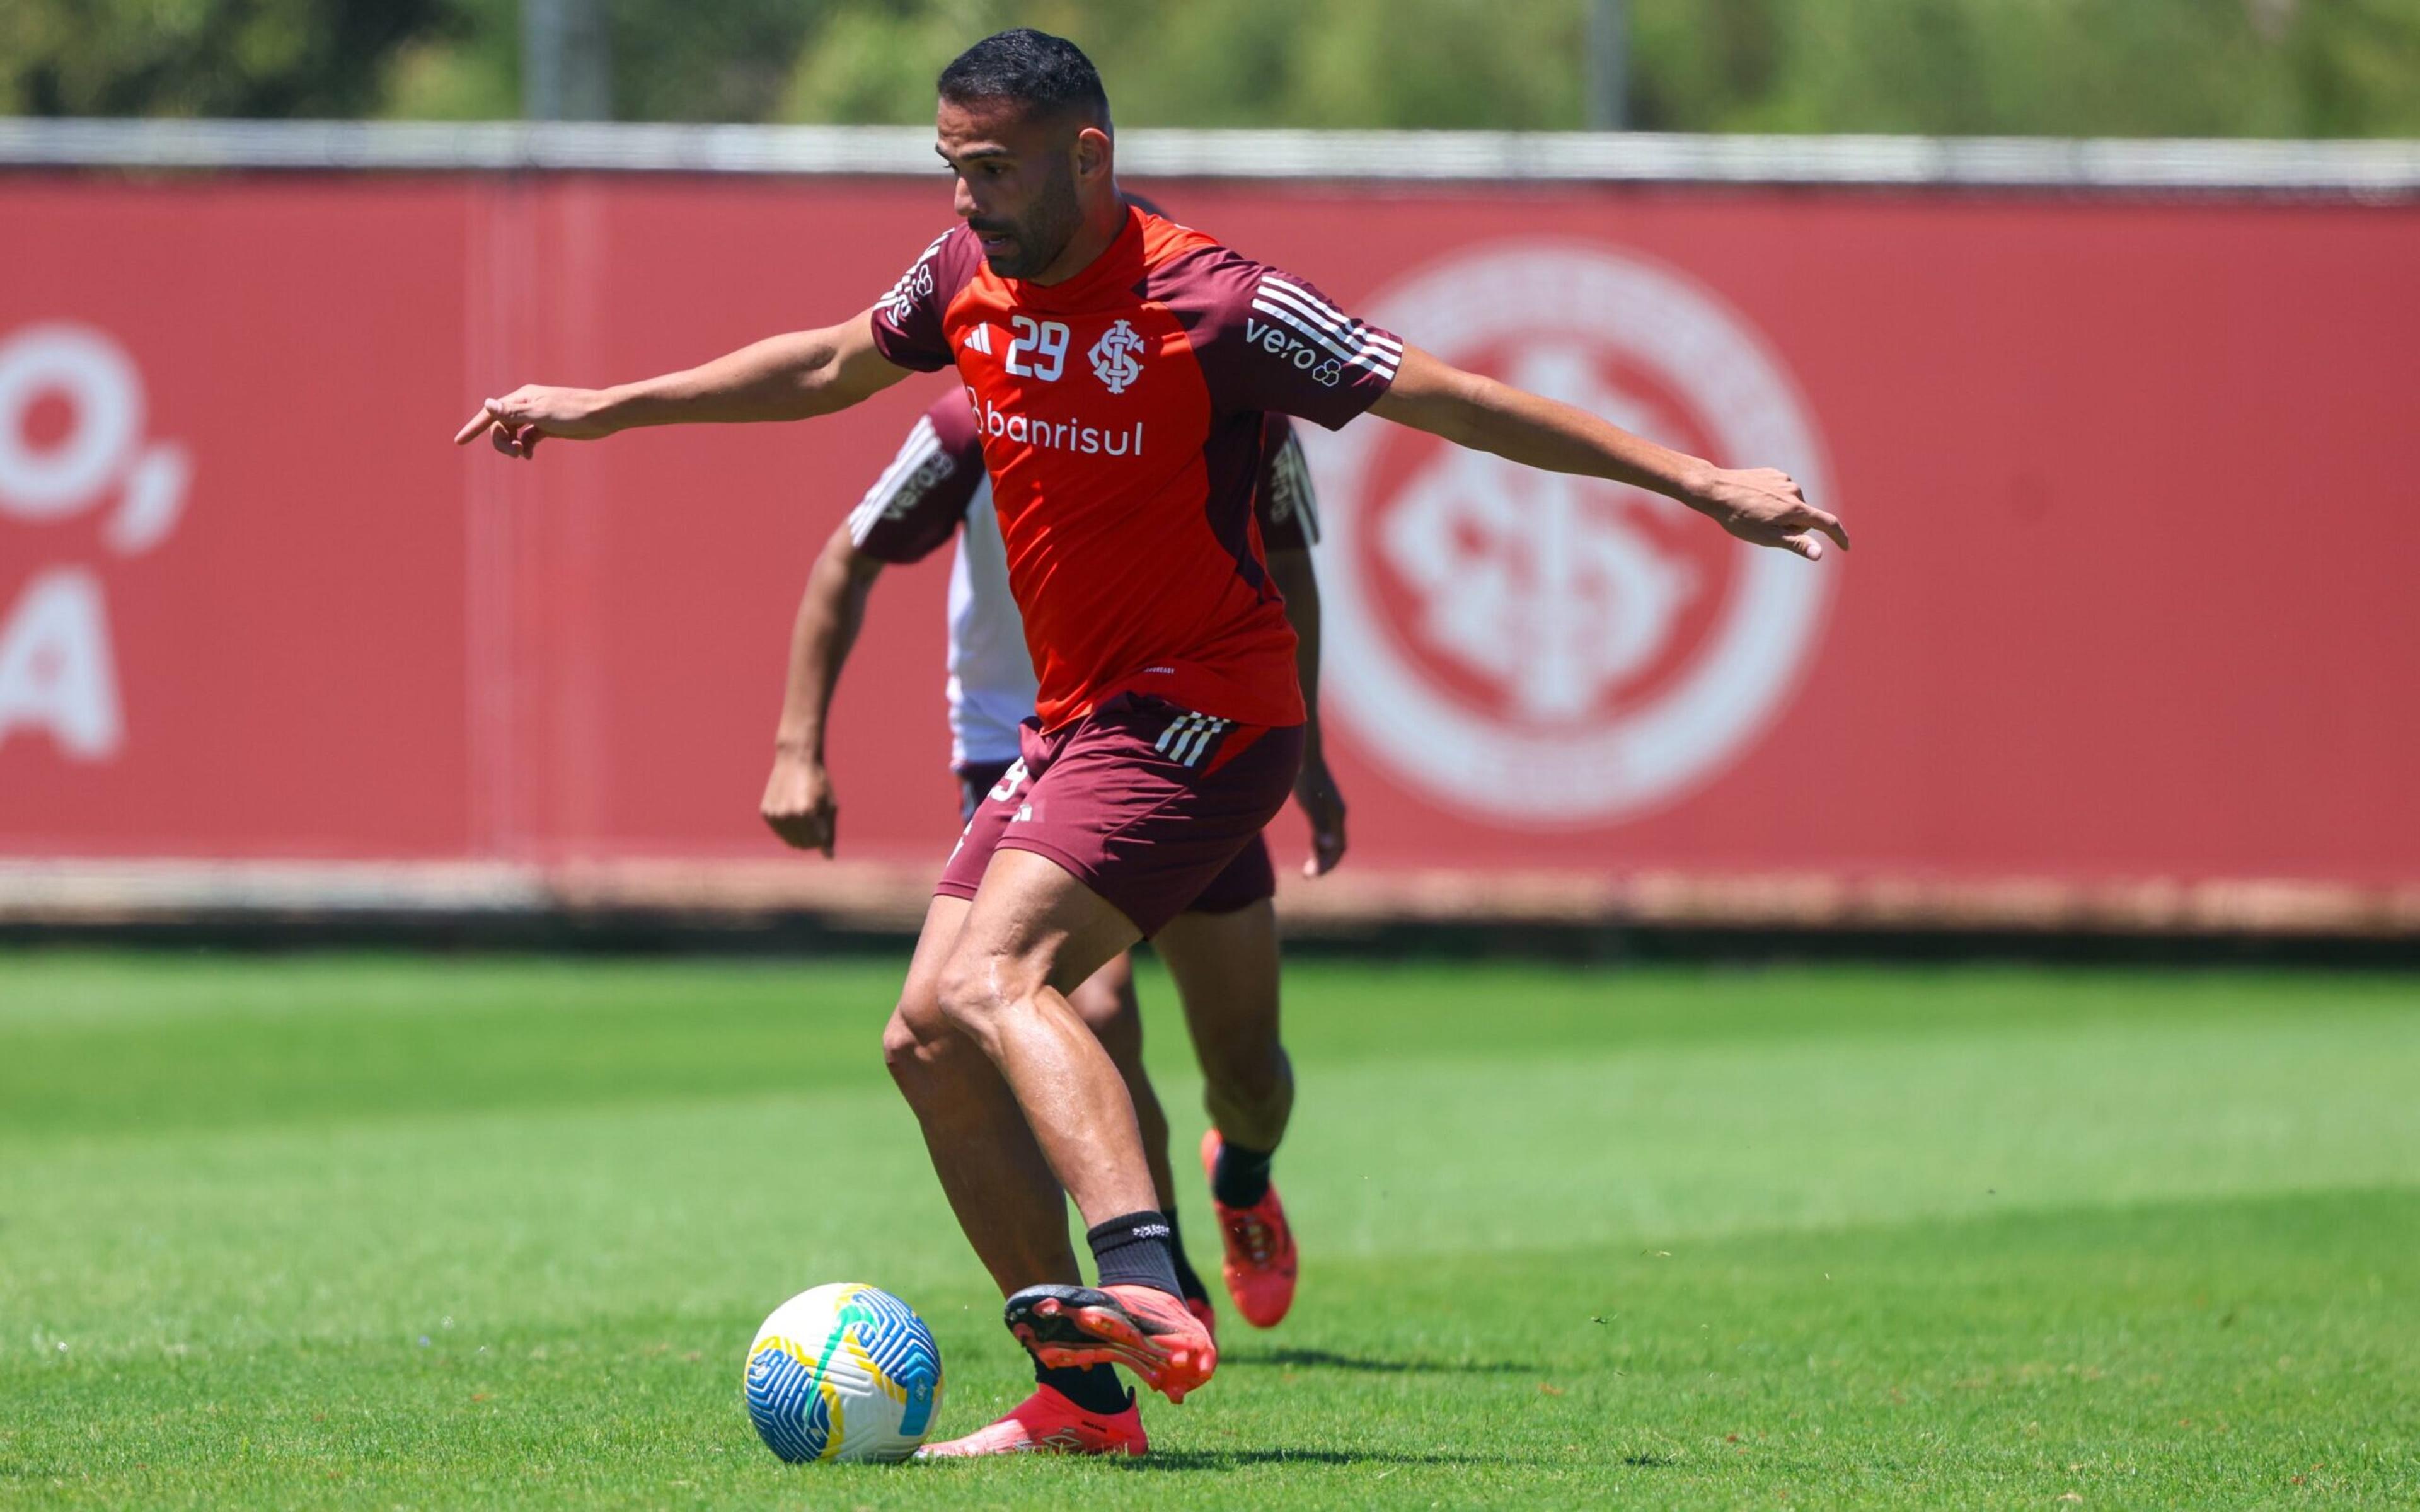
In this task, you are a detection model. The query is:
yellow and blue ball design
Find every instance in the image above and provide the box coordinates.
[744,1283,944,1463]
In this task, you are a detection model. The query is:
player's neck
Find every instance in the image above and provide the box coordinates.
[1023,196,1131,287]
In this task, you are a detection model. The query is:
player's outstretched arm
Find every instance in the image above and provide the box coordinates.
[1265,545,1346,879]
[1369,346,1850,561]
[761,521,886,858]
[452,311,911,458]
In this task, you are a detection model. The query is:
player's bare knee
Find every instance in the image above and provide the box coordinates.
[933,948,1018,1051]
[1199,1033,1276,1092]
[880,1005,937,1088]
[1205,1044,1293,1120]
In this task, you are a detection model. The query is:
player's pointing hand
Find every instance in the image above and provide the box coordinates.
[1690,466,1850,561]
[452,385,617,458]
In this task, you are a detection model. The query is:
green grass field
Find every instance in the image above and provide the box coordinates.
[3,949,2416,1508]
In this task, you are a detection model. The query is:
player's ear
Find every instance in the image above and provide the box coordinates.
[1073,125,1112,185]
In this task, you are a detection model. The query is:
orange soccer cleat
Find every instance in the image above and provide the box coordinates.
[1201,1128,1298,1329]
[1003,1283,1219,1404]
[913,1383,1146,1458]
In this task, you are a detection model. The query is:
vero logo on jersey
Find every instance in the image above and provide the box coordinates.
[1088,319,1146,394]
[1247,275,1401,392]
[1243,318,1346,389]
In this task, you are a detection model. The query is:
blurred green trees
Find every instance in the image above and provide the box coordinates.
[6,0,2417,137]
[0,0,456,116]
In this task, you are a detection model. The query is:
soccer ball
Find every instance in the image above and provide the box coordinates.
[743,1283,945,1463]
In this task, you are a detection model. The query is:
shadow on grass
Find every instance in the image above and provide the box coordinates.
[1124,1448,1503,1471]
[1223,1346,1537,1375]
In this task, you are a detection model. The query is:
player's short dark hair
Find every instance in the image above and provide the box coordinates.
[938,28,1112,132]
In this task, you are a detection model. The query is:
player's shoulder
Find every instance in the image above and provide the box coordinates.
[1135,209,1224,266]
[1140,214,1250,281]
[880,222,986,320]
[1136,219,1279,326]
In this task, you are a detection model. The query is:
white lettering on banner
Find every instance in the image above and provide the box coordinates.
[0,321,193,763]
[0,323,191,549]
[1301,244,1834,827]
[0,568,122,759]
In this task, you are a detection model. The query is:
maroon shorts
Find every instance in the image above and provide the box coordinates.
[940,694,1301,937]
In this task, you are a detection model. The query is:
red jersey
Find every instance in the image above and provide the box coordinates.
[851,399,1320,567]
[869,207,1397,730]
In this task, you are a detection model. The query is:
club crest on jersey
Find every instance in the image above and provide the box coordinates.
[1088,319,1147,394]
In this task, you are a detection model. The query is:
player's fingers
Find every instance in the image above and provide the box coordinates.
[452,408,498,445]
[490,423,522,457]
[515,424,544,457]
[1804,506,1849,551]
[1783,530,1824,561]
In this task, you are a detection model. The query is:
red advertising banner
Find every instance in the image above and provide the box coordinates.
[4,173,2416,908]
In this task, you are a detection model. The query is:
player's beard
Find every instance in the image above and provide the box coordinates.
[981,158,1083,280]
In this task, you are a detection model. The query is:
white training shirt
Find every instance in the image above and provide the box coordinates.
[943,477,1040,768]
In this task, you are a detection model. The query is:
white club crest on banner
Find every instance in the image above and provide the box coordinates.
[1303,243,1835,827]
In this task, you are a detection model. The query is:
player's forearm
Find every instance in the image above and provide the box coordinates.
[1267,547,1327,765]
[1375,348,1714,505]
[604,328,868,431]
[774,530,882,759]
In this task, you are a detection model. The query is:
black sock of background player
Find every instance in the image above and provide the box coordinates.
[1212,1140,1275,1208]
[1086,1210,1185,1298]
[1035,1359,1130,1415]
[1165,1209,1210,1305]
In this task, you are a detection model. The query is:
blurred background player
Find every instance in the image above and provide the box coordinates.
[757,388,1342,1452]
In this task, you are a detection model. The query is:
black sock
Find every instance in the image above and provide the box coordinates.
[1085,1210,1184,1298]
[1212,1140,1274,1209]
[1034,1359,1130,1415]
[1164,1208,1209,1306]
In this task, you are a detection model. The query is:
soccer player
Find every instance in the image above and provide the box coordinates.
[755,392,1338,1411]
[456,26,1845,1456]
